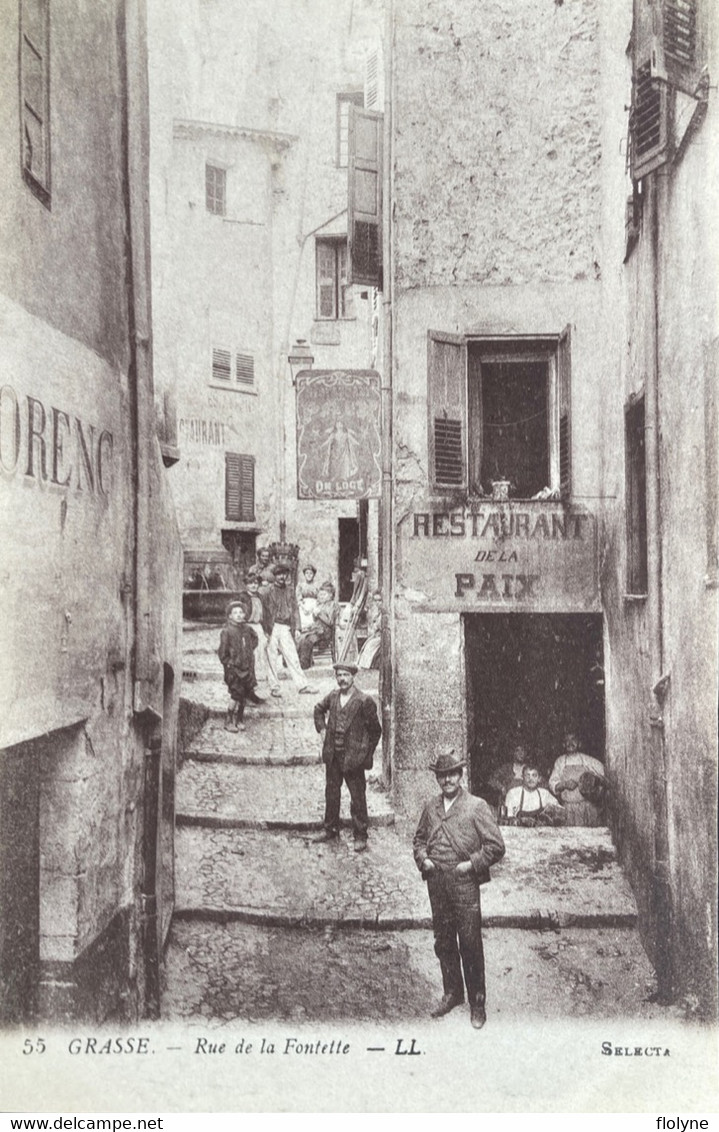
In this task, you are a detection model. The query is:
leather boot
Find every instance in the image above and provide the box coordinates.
[430,992,464,1018]
[470,998,487,1029]
[224,709,238,732]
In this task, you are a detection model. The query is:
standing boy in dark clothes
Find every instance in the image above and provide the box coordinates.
[218,598,263,732]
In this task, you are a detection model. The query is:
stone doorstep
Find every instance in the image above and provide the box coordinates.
[184,704,326,722]
[175,812,395,830]
[183,750,322,767]
[171,907,638,931]
[183,667,338,681]
[182,751,322,767]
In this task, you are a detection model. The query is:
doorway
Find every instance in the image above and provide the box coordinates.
[464,613,605,803]
[0,741,40,1022]
[338,517,360,602]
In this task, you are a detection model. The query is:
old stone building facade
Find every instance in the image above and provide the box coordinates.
[0,0,182,1021]
[149,0,383,595]
[379,0,717,1016]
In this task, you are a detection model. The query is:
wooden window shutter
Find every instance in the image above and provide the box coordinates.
[235,353,254,388]
[20,0,50,202]
[428,332,467,490]
[364,46,383,110]
[347,106,383,288]
[631,0,672,180]
[657,0,701,95]
[225,453,255,522]
[558,325,572,499]
[212,347,232,382]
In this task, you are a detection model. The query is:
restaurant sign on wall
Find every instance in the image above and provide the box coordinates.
[295,369,381,500]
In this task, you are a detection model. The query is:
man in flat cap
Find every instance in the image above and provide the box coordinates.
[313,662,382,852]
[262,563,318,697]
[414,750,505,1029]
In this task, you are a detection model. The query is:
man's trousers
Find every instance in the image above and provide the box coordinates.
[323,758,368,842]
[267,623,306,690]
[426,869,486,1005]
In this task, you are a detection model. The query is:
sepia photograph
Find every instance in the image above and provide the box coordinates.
[0,0,717,1116]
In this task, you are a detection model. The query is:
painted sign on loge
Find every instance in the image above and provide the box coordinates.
[295,369,381,500]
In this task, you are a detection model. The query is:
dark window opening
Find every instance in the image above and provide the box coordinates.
[626,397,648,594]
[338,517,360,602]
[476,360,549,499]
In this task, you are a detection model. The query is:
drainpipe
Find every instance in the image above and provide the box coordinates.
[646,175,673,1002]
[122,0,156,720]
[121,0,163,1016]
[379,0,394,785]
[141,735,161,1018]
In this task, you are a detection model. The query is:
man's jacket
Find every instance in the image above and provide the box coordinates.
[262,584,300,636]
[313,688,382,771]
[413,788,505,885]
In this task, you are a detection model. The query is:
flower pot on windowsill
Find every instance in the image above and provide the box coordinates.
[491,480,511,501]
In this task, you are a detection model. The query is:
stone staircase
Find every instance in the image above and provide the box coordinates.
[161,623,669,1024]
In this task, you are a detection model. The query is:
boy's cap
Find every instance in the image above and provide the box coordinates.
[227,597,251,617]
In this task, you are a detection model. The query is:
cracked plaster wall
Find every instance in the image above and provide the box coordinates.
[393,0,601,290]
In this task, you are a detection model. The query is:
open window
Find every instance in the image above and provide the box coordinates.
[336,92,363,168]
[427,330,572,499]
[316,238,353,320]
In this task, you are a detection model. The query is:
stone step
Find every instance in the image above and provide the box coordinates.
[162,920,669,1024]
[173,825,639,930]
[176,761,394,829]
[183,715,323,764]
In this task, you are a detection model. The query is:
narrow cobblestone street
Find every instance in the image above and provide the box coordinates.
[162,625,681,1026]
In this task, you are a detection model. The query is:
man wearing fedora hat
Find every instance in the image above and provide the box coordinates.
[414,749,505,1029]
[313,662,382,851]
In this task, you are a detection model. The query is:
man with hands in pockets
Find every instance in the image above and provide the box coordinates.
[413,749,505,1030]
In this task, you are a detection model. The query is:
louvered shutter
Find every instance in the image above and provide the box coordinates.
[364,46,383,110]
[347,106,383,288]
[212,347,232,382]
[656,0,700,94]
[235,353,254,388]
[20,0,50,195]
[631,0,672,180]
[225,454,255,521]
[558,325,572,500]
[428,332,467,490]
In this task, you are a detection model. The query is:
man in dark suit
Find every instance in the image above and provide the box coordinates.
[414,750,505,1029]
[313,662,382,852]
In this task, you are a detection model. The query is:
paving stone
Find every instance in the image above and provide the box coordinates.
[176,761,394,827]
[162,920,673,1023]
[174,825,638,927]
